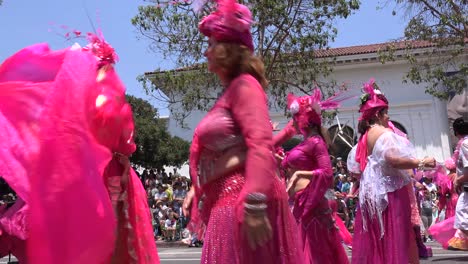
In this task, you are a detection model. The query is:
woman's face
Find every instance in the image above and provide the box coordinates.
[204,37,219,73]
[377,108,390,127]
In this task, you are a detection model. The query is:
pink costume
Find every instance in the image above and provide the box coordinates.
[190,2,303,263]
[0,35,158,263]
[189,73,303,263]
[281,136,349,264]
[438,159,458,219]
[277,90,349,264]
[352,79,415,264]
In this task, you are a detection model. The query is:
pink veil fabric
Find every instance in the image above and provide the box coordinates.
[26,46,116,263]
[0,43,159,263]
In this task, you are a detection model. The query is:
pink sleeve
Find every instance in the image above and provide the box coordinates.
[273,120,296,148]
[228,75,275,197]
[300,137,333,209]
[189,129,200,186]
[309,138,333,180]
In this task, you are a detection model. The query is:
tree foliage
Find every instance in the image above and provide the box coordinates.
[132,0,360,125]
[380,0,467,99]
[126,95,190,168]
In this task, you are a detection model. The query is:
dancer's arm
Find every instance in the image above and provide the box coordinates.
[272,120,296,148]
[228,75,274,250]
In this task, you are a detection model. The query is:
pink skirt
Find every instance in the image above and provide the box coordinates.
[200,172,304,264]
[352,187,413,264]
[294,189,349,264]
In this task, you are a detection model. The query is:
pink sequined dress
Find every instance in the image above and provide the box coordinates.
[189,74,304,264]
[352,132,414,264]
[281,135,349,264]
[0,43,159,263]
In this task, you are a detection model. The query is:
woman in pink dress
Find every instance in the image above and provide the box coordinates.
[0,34,159,263]
[351,79,436,264]
[182,1,303,263]
[278,91,349,264]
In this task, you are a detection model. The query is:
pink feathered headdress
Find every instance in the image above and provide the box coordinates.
[82,33,118,67]
[445,158,456,171]
[287,89,345,133]
[198,0,254,52]
[358,78,388,121]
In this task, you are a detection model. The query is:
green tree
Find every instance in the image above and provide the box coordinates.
[380,0,467,99]
[126,95,190,168]
[132,0,360,125]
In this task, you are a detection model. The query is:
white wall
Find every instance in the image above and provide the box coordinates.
[167,58,453,161]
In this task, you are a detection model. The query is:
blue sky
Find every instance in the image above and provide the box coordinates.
[0,1,408,117]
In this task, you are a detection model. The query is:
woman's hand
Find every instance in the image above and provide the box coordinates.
[274,153,284,164]
[422,157,436,168]
[286,171,300,194]
[243,210,272,250]
[182,187,195,217]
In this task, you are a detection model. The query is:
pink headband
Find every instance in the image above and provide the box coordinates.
[358,78,388,121]
[198,0,254,52]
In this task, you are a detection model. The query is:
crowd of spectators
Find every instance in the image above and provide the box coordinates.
[135,168,200,246]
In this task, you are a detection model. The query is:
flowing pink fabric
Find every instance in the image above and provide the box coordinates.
[284,136,349,264]
[329,199,353,246]
[0,44,159,263]
[429,217,456,249]
[189,74,304,264]
[27,47,116,264]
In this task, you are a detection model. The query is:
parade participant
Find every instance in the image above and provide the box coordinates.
[430,117,468,251]
[0,33,159,263]
[280,90,349,264]
[439,158,459,219]
[351,79,436,264]
[183,1,303,263]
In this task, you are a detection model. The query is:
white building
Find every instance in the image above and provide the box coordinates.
[148,41,467,162]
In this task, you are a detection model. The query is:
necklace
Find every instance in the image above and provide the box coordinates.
[369,124,382,128]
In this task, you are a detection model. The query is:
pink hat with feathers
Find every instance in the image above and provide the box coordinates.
[197,0,254,52]
[358,78,389,121]
[287,89,349,133]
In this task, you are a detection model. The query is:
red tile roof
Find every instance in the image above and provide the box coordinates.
[145,39,465,75]
[314,40,436,58]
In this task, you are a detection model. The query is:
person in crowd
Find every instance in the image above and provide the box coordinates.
[430,118,468,251]
[438,158,459,219]
[352,79,436,264]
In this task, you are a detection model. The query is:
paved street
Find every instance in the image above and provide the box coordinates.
[157,241,468,264]
[2,241,468,263]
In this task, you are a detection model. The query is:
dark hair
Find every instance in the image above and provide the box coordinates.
[357,107,388,134]
[453,117,468,136]
[212,42,268,89]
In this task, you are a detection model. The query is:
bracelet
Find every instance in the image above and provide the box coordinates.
[244,202,268,211]
[244,202,268,216]
[418,159,425,171]
[245,192,267,203]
